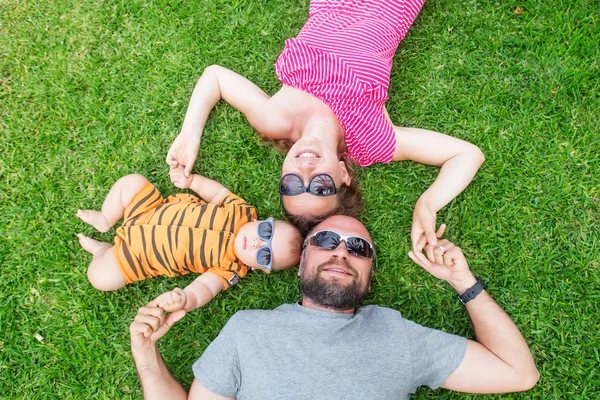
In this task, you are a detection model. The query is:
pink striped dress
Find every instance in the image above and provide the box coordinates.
[275,0,425,166]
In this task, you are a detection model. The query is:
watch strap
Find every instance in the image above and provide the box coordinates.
[458,276,487,304]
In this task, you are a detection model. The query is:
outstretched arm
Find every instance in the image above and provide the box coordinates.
[170,166,232,205]
[130,297,188,400]
[131,295,233,400]
[167,65,283,177]
[408,237,539,393]
[389,118,484,265]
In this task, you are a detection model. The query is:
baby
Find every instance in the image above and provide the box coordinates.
[77,166,302,313]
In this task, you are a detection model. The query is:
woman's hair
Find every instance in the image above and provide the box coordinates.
[263,137,295,153]
[283,158,363,236]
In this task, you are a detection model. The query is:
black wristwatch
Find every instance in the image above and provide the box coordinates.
[458,276,487,304]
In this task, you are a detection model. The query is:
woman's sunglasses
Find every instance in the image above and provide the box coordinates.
[279,174,337,197]
[256,218,274,270]
[303,230,376,260]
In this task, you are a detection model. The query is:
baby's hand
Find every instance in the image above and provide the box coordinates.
[157,287,187,312]
[170,166,194,189]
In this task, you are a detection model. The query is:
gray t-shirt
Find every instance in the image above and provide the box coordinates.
[193,303,467,399]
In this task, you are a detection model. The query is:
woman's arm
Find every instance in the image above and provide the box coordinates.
[167,65,285,177]
[392,125,484,265]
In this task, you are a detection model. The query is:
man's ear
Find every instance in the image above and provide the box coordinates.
[338,160,351,187]
[298,253,305,276]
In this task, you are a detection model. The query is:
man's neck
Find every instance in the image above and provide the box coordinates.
[300,297,355,314]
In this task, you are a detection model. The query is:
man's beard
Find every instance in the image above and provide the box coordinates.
[299,259,371,310]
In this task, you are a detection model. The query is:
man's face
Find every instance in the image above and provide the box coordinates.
[299,216,374,310]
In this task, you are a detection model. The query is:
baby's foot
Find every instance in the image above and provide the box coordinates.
[77,233,111,255]
[76,209,111,232]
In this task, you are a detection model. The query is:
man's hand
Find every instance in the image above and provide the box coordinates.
[170,165,195,189]
[166,131,201,178]
[130,296,187,359]
[408,230,477,293]
[157,288,188,313]
[411,199,439,266]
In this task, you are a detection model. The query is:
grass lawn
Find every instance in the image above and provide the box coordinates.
[1,0,598,398]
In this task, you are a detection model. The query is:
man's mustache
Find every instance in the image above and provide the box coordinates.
[317,259,356,277]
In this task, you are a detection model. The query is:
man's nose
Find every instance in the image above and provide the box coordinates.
[330,240,350,260]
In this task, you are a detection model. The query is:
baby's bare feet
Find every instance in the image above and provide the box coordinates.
[77,233,111,255]
[76,209,111,233]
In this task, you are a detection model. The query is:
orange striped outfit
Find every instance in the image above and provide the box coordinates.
[113,182,257,289]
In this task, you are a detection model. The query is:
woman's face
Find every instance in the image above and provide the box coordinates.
[281,136,351,217]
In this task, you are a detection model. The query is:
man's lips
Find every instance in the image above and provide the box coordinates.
[320,262,355,277]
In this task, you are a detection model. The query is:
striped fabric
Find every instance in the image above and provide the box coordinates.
[113,182,257,289]
[275,0,425,166]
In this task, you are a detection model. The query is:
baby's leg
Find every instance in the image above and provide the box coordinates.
[77,174,149,232]
[77,234,126,291]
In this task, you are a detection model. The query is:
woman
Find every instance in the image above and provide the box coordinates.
[166,0,484,264]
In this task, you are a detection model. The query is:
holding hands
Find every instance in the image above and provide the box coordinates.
[166,131,200,178]
[408,226,478,294]
[411,199,439,265]
[169,165,194,189]
[130,294,187,358]
[157,288,188,312]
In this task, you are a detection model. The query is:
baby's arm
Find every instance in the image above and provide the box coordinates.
[158,272,225,313]
[169,166,232,205]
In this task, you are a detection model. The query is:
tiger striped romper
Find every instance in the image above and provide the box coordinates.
[113,182,257,289]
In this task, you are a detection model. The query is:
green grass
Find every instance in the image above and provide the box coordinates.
[1,0,598,398]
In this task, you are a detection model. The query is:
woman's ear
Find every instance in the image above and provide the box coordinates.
[338,160,352,186]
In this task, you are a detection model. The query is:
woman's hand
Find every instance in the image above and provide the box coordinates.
[411,199,441,266]
[169,165,195,189]
[166,131,201,178]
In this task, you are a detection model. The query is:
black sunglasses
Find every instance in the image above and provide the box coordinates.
[279,174,337,197]
[256,218,274,270]
[303,230,376,260]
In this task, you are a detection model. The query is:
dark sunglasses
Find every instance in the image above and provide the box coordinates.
[303,230,376,260]
[279,174,337,197]
[256,218,274,270]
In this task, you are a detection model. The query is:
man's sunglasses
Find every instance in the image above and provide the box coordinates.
[256,218,274,270]
[279,174,337,197]
[303,230,376,260]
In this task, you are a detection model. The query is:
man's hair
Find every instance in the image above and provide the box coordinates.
[283,159,363,236]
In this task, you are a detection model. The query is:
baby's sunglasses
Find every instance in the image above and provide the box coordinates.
[256,218,274,270]
[303,230,376,260]
[279,174,337,197]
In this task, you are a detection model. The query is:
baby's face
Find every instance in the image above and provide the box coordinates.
[234,219,296,272]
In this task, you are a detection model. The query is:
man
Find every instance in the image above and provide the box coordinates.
[130,216,539,399]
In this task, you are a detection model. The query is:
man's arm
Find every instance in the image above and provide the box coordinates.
[130,299,188,399]
[130,297,235,399]
[408,238,539,393]
[167,65,285,177]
